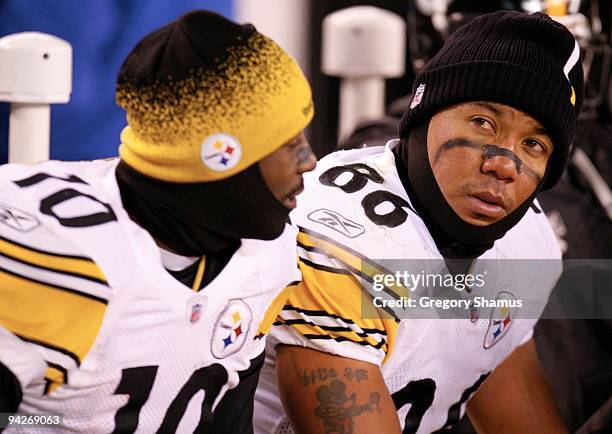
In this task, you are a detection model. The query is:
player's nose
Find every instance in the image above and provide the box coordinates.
[298,143,317,174]
[481,153,518,183]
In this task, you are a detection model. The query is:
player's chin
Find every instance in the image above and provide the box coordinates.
[458,207,508,226]
[463,213,504,226]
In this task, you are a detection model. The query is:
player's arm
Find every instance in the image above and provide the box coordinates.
[277,345,402,434]
[268,228,405,433]
[466,337,568,434]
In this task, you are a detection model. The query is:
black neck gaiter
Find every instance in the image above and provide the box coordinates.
[115,161,290,256]
[394,124,543,259]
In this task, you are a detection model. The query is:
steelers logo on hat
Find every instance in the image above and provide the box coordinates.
[200,133,243,172]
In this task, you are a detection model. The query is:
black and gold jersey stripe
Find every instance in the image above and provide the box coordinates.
[44,362,68,394]
[275,305,388,353]
[0,269,107,366]
[279,263,393,356]
[277,229,402,362]
[0,233,109,390]
[0,234,107,284]
[277,305,388,336]
[256,280,301,338]
[297,227,408,302]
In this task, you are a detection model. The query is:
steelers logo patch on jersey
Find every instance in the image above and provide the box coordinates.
[200,133,243,172]
[483,291,517,349]
[212,299,253,359]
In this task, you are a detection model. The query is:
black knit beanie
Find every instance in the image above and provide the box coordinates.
[398,11,584,189]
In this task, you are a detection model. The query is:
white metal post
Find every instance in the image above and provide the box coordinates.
[321,6,406,143]
[9,103,51,164]
[0,32,72,164]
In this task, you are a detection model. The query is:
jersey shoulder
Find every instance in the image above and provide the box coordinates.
[498,200,562,260]
[291,144,428,261]
[0,160,116,394]
[274,146,412,366]
[0,160,113,288]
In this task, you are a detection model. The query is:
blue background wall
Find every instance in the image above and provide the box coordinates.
[0,0,233,163]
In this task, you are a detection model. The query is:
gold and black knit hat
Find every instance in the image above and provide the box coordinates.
[116,10,314,183]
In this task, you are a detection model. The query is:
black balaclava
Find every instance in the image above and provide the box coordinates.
[394,123,542,259]
[115,160,290,256]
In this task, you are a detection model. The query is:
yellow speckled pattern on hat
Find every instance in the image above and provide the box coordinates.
[116,32,313,183]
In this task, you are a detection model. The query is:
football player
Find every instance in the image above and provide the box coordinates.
[0,10,316,433]
[255,11,583,434]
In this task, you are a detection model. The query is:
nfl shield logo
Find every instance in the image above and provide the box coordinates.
[190,303,202,323]
[410,84,426,109]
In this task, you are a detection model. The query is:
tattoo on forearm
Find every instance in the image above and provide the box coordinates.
[314,379,381,434]
[296,144,314,165]
[303,368,339,386]
[344,368,368,382]
[301,368,369,386]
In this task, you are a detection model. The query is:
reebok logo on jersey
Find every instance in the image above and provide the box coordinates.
[0,204,40,232]
[308,209,365,238]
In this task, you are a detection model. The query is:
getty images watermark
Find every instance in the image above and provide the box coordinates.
[370,269,522,310]
[360,259,612,320]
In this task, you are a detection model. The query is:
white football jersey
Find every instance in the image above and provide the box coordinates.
[0,159,300,433]
[254,141,562,433]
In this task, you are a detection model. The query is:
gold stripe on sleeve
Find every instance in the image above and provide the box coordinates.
[0,269,106,367]
[44,363,67,394]
[256,279,301,338]
[282,260,399,361]
[297,229,408,300]
[0,235,107,284]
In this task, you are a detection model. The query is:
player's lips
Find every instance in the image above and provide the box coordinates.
[465,191,506,219]
[283,185,304,209]
[284,196,297,209]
